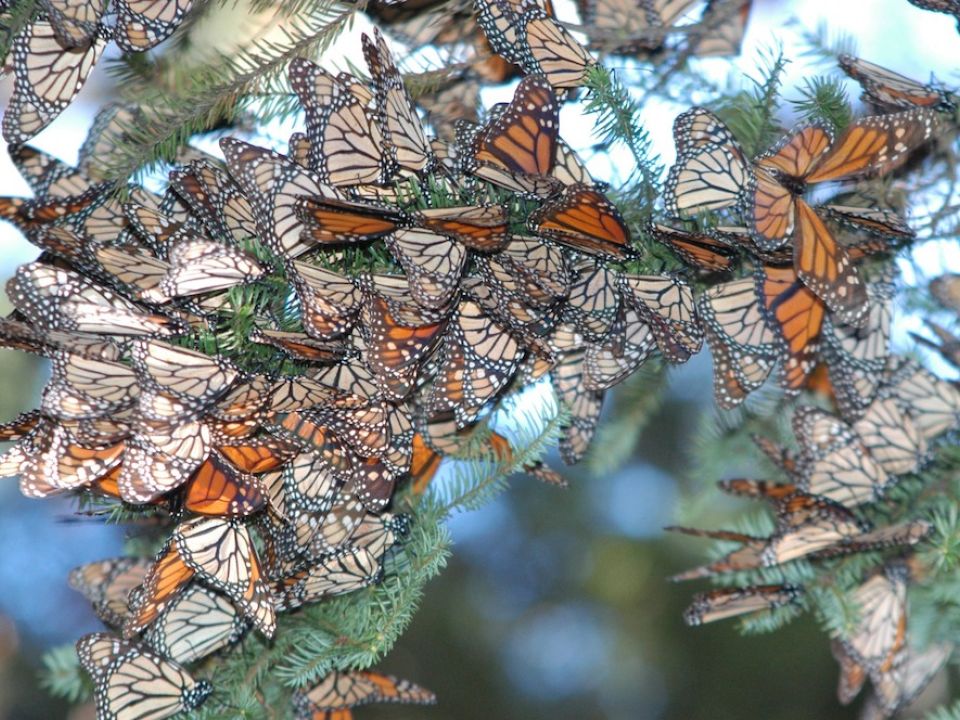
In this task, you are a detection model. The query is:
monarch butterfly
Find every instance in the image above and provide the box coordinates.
[310,359,380,404]
[347,511,407,557]
[8,262,186,337]
[852,397,926,475]
[69,557,152,629]
[220,138,340,259]
[356,273,447,325]
[460,75,563,197]
[181,162,259,244]
[837,564,909,674]
[172,516,276,637]
[385,228,467,310]
[838,54,954,111]
[620,274,702,362]
[499,236,570,302]
[16,423,125,496]
[689,0,752,58]
[430,300,523,426]
[41,352,139,420]
[294,196,403,244]
[467,259,561,347]
[792,406,890,508]
[292,670,436,717]
[290,261,362,341]
[113,0,195,52]
[477,0,596,89]
[250,328,353,364]
[77,632,213,720]
[144,238,265,303]
[931,273,960,314]
[363,295,446,401]
[584,308,656,390]
[651,222,738,273]
[811,519,932,561]
[276,546,383,611]
[906,0,960,28]
[575,0,678,54]
[529,184,633,258]
[562,261,621,340]
[818,204,916,244]
[419,76,482,143]
[119,418,211,503]
[697,278,779,407]
[131,340,238,405]
[749,114,937,319]
[217,435,297,474]
[551,347,605,465]
[669,490,865,579]
[3,21,110,144]
[665,107,753,217]
[865,642,953,716]
[183,453,267,517]
[39,0,109,47]
[754,262,825,392]
[143,585,248,665]
[882,358,960,440]
[416,205,510,253]
[683,584,802,626]
[268,431,351,511]
[289,58,395,186]
[362,30,434,174]
[312,401,391,459]
[0,410,41,441]
[123,544,196,637]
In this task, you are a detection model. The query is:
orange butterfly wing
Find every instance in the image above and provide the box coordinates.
[184,453,266,517]
[530,185,631,258]
[793,200,867,325]
[474,74,558,176]
[757,263,825,391]
[806,109,938,183]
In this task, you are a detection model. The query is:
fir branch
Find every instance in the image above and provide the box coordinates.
[790,77,852,130]
[791,18,857,64]
[100,1,357,185]
[716,45,789,157]
[437,400,566,515]
[0,0,38,63]
[583,65,663,213]
[586,361,666,476]
[39,644,89,703]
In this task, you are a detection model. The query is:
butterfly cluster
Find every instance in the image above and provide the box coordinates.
[368,0,753,141]
[661,56,949,407]
[672,356,960,717]
[663,59,960,720]
[0,22,713,717]
[1,0,197,144]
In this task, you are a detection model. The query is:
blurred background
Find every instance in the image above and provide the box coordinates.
[0,1,959,718]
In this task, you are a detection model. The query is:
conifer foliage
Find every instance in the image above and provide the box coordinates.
[0,0,959,718]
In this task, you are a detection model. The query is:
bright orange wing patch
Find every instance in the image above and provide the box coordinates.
[474,74,558,176]
[529,184,631,258]
[184,453,266,517]
[757,263,825,391]
[793,199,867,325]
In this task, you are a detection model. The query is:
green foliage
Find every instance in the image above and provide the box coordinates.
[98,1,358,185]
[790,76,852,130]
[583,65,663,211]
[586,360,666,476]
[40,644,90,703]
[715,45,789,156]
[0,0,38,64]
